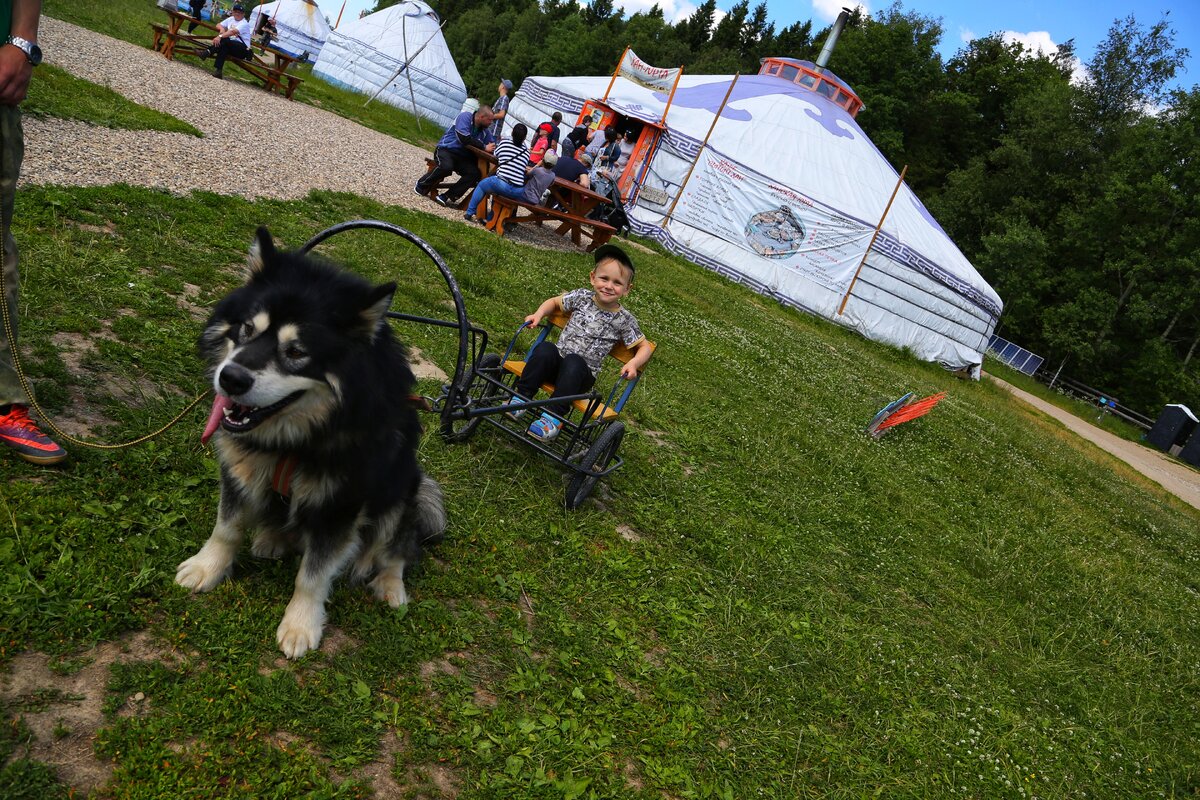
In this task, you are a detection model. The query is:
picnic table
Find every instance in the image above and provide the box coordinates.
[150,9,304,100]
[485,177,616,251]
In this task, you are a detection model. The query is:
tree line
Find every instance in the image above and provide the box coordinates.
[374,0,1197,414]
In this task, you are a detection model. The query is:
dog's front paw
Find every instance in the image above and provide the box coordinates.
[175,545,235,592]
[276,603,325,659]
[369,572,408,608]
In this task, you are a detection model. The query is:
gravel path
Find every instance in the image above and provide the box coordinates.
[988,375,1200,513]
[23,17,575,250]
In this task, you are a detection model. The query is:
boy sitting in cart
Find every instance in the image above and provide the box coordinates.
[508,244,652,441]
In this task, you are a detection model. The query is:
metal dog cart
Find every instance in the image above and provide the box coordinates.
[300,220,653,510]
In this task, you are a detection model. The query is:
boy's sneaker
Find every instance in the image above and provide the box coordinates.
[504,395,527,420]
[527,412,561,441]
[414,181,426,197]
[433,194,450,207]
[464,213,478,223]
[0,405,68,465]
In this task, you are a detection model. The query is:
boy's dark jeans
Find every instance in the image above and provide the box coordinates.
[514,341,595,418]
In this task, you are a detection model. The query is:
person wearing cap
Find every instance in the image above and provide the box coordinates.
[488,78,512,140]
[201,2,252,79]
[522,148,558,205]
[507,244,651,442]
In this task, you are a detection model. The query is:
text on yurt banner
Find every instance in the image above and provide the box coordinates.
[618,49,683,92]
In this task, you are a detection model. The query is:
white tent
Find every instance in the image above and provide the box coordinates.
[312,0,466,128]
[249,0,330,63]
[506,69,1002,375]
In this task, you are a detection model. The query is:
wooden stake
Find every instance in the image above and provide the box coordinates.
[660,66,684,125]
[837,165,907,317]
[660,73,739,227]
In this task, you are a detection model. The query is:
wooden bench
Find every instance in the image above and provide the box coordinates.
[502,309,655,422]
[149,22,304,100]
[485,195,616,252]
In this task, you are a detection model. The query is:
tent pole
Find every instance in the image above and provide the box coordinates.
[602,46,629,102]
[400,13,423,133]
[334,0,346,28]
[837,164,907,317]
[363,21,446,108]
[660,73,739,227]
[660,66,683,125]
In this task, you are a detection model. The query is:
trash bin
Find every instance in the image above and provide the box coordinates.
[1180,426,1200,467]
[1146,404,1197,452]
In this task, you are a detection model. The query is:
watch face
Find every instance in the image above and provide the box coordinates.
[27,43,42,66]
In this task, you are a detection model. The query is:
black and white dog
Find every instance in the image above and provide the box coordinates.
[176,227,445,659]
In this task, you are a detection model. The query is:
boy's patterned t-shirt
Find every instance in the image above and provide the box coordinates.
[557,289,645,377]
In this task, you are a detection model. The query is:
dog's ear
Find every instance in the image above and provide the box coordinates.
[360,282,396,340]
[246,226,276,279]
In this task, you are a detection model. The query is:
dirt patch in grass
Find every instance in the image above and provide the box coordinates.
[617,524,642,542]
[0,630,179,796]
[409,346,449,382]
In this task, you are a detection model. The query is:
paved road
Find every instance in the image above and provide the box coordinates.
[988,375,1200,513]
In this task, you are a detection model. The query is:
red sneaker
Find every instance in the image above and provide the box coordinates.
[0,405,68,465]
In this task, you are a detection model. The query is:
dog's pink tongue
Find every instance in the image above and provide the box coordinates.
[202,394,231,444]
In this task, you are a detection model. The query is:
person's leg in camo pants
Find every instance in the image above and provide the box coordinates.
[0,104,26,408]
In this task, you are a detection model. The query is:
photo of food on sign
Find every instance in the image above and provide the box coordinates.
[745,206,806,258]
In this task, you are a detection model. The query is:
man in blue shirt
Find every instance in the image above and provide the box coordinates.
[416,105,495,207]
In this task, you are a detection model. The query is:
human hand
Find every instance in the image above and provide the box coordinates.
[620,363,639,380]
[0,45,33,106]
[485,143,495,153]
[524,314,541,328]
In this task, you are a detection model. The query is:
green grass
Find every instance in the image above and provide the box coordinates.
[984,358,1149,444]
[24,62,202,136]
[43,0,441,150]
[1,185,1198,798]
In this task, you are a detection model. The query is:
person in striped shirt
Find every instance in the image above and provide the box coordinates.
[464,123,531,224]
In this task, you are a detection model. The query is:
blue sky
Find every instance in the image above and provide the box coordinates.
[327,0,1197,89]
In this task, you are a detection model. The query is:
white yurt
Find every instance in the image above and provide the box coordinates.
[312,0,467,128]
[249,0,330,62]
[505,59,1001,374]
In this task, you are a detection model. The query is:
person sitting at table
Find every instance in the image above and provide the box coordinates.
[416,105,495,207]
[553,150,592,190]
[187,0,208,34]
[463,123,530,225]
[200,3,252,80]
[523,149,558,206]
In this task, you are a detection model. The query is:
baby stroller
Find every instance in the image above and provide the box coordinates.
[587,178,629,237]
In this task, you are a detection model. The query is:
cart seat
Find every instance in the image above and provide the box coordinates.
[503,309,655,422]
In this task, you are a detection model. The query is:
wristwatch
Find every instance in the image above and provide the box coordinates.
[6,36,42,66]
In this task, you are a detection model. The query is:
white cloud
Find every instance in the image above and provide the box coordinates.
[613,0,698,24]
[812,0,869,23]
[1001,30,1087,85]
[959,27,975,44]
[1000,30,1057,56]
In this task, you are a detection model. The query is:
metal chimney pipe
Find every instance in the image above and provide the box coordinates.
[815,8,851,72]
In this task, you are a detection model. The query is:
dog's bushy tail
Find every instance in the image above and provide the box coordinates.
[414,475,447,547]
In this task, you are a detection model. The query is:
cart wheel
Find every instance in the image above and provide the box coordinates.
[440,353,502,443]
[565,422,624,510]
